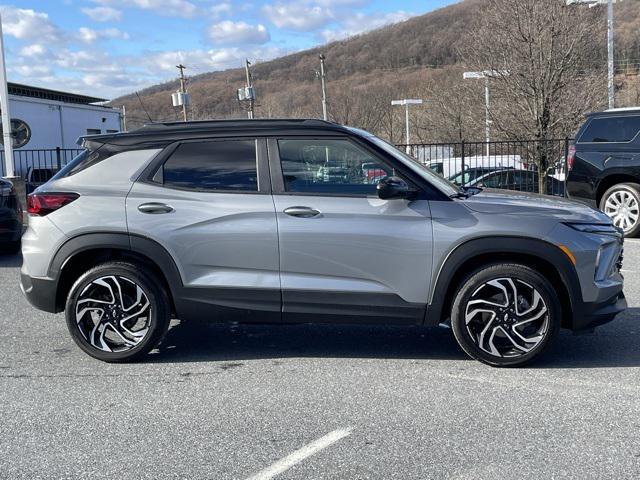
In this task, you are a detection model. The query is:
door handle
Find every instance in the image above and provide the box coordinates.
[138,202,174,214]
[283,206,321,218]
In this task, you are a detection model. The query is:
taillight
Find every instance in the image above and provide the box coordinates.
[27,192,79,216]
[567,145,576,171]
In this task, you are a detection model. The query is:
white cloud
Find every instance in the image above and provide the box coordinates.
[207,21,270,45]
[263,2,333,31]
[81,6,123,22]
[78,27,130,43]
[19,44,47,58]
[138,47,287,76]
[92,0,198,18]
[321,10,412,42]
[0,6,64,43]
[11,64,52,77]
[210,3,232,18]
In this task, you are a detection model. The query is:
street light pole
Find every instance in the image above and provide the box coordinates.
[464,70,508,157]
[391,99,423,154]
[608,0,615,109]
[484,76,491,157]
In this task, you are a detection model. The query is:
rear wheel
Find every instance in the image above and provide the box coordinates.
[65,262,171,363]
[600,183,640,237]
[451,263,560,367]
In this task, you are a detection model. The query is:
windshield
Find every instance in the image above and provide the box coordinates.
[349,128,461,197]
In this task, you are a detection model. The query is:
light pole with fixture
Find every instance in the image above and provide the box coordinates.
[391,99,423,154]
[463,70,507,157]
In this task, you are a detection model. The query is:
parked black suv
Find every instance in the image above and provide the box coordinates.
[0,178,22,253]
[567,109,640,237]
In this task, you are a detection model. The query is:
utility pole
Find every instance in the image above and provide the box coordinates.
[121,105,127,132]
[0,14,14,178]
[607,0,615,109]
[245,59,254,119]
[318,54,328,121]
[391,99,423,154]
[176,64,188,121]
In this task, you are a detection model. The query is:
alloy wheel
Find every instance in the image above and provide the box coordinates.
[604,189,639,233]
[75,275,152,352]
[464,277,549,358]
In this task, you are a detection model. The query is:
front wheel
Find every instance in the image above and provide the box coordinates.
[65,262,171,363]
[451,263,560,367]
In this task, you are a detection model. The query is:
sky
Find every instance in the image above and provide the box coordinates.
[2,0,458,99]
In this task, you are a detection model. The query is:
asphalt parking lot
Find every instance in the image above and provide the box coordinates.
[1,242,639,480]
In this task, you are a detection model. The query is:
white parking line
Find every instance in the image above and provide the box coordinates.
[246,428,353,480]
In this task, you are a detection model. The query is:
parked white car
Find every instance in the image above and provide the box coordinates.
[426,155,525,178]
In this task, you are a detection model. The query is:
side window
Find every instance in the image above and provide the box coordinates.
[578,116,640,143]
[481,171,510,188]
[512,170,535,185]
[278,138,394,195]
[161,139,258,192]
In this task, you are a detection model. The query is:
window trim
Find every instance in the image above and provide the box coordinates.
[140,137,271,195]
[267,135,425,198]
[576,115,640,145]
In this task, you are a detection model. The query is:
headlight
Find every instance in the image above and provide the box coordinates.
[564,223,622,236]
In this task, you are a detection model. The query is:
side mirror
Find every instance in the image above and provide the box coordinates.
[377,176,411,200]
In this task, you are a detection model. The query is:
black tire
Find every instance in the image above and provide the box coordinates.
[65,261,171,363]
[451,263,560,367]
[599,182,640,238]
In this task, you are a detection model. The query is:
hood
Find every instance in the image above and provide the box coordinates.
[462,188,612,223]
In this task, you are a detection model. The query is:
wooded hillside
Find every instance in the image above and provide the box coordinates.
[113,0,640,143]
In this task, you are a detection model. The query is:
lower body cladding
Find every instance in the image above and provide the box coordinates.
[20,271,625,332]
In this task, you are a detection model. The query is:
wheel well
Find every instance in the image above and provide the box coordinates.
[55,248,176,314]
[596,174,640,206]
[440,252,573,328]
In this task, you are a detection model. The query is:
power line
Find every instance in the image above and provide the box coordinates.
[135,92,153,123]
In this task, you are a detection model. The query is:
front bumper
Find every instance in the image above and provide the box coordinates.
[20,273,59,313]
[572,291,627,331]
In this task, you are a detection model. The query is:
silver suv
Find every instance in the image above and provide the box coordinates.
[20,120,626,367]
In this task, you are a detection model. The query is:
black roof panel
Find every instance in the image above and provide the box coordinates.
[80,118,352,148]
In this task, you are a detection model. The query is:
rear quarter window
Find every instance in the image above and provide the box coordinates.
[160,139,258,192]
[578,115,640,143]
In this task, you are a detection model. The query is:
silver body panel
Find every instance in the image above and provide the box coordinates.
[126,182,280,291]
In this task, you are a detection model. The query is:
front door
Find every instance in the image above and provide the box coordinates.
[269,137,433,324]
[126,137,281,321]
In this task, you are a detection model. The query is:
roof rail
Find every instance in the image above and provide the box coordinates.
[136,118,337,132]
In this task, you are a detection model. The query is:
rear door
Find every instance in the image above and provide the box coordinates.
[268,136,433,324]
[126,137,281,321]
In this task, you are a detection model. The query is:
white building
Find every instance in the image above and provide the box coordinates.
[1,82,122,151]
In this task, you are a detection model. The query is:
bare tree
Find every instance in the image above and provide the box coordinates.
[463,0,606,192]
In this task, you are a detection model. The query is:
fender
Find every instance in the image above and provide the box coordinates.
[49,232,184,310]
[425,236,581,327]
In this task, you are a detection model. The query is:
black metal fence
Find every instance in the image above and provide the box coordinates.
[0,148,83,194]
[1,139,571,199]
[398,138,572,197]
[0,148,83,177]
